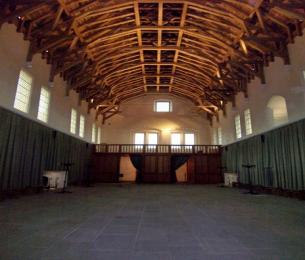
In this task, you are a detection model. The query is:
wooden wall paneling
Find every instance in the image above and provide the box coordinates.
[190,154,222,184]
[90,151,221,184]
[142,155,171,183]
[157,155,171,183]
[208,154,222,184]
[142,155,157,183]
[195,155,209,184]
[187,157,195,183]
[92,154,120,183]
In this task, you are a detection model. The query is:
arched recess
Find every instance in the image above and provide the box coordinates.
[267,96,289,126]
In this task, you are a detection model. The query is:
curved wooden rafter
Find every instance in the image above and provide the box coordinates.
[0,0,304,120]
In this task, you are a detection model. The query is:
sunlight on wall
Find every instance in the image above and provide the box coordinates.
[119,156,136,182]
[267,95,288,125]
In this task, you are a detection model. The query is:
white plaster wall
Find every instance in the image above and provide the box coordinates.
[101,94,211,144]
[212,30,305,145]
[0,24,102,143]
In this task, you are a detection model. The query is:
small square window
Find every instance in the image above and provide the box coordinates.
[135,133,145,145]
[154,100,172,112]
[148,133,158,145]
[134,133,145,150]
[185,133,195,145]
[147,132,158,150]
[171,133,181,145]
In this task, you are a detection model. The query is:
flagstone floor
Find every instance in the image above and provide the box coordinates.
[0,184,305,260]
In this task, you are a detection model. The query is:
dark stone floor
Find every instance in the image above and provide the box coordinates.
[0,184,305,259]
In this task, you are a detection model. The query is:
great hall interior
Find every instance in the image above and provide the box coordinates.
[0,0,305,259]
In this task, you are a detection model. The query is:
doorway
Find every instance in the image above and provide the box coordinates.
[119,155,137,182]
[176,162,188,183]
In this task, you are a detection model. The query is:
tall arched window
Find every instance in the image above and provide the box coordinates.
[267,96,288,125]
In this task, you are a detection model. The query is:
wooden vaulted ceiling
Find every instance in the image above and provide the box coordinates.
[0,0,304,121]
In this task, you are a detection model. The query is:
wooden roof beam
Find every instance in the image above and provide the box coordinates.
[170,2,188,92]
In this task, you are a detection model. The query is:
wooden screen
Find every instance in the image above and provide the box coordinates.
[91,152,222,184]
[188,154,222,184]
[142,155,171,183]
[91,154,120,183]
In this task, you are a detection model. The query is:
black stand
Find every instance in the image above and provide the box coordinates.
[242,164,258,195]
[58,162,74,193]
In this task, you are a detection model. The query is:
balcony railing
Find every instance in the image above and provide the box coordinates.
[95,144,221,154]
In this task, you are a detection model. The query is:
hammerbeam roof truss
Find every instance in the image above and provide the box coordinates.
[0,0,304,118]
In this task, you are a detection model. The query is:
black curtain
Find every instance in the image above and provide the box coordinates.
[130,154,143,183]
[170,155,189,183]
[0,107,92,194]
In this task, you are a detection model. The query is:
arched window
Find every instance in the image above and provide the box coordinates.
[267,96,288,125]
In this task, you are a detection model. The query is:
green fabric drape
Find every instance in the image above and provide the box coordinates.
[0,107,92,193]
[222,119,305,191]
